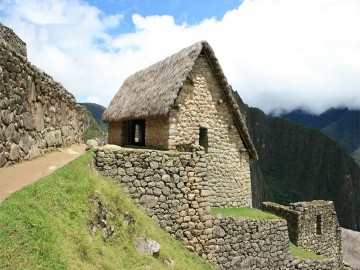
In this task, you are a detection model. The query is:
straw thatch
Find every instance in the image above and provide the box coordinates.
[103,41,257,159]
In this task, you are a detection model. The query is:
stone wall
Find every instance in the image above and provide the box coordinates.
[168,55,252,207]
[0,23,26,57]
[210,216,293,269]
[0,24,84,167]
[94,145,213,256]
[262,201,300,243]
[95,146,343,269]
[263,201,342,262]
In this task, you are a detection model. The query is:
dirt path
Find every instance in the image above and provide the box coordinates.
[0,144,86,202]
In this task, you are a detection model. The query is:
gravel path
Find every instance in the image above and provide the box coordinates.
[0,144,86,202]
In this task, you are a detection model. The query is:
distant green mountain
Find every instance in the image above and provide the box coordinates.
[79,102,108,132]
[81,106,104,142]
[233,92,360,231]
[280,108,360,166]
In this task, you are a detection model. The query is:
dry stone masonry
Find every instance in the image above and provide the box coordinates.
[263,201,342,262]
[0,23,83,167]
[168,55,252,208]
[95,145,212,255]
[95,146,343,269]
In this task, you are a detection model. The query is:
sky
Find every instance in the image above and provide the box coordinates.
[1,0,360,115]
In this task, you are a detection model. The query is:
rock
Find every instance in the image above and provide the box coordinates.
[19,135,32,154]
[44,130,62,147]
[4,123,15,141]
[44,131,56,147]
[9,144,20,161]
[29,145,41,159]
[134,236,160,255]
[140,195,158,208]
[213,225,226,237]
[1,110,12,125]
[21,112,34,130]
[86,139,98,151]
[163,258,174,267]
[0,151,6,167]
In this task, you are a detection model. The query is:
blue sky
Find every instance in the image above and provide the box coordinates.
[1,0,360,114]
[88,0,242,33]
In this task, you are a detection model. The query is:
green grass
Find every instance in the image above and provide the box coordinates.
[0,153,215,270]
[290,243,326,260]
[210,207,279,219]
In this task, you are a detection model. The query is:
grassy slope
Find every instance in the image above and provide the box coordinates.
[0,153,214,270]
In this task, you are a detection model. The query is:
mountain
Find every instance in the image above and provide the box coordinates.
[280,108,360,166]
[79,102,108,132]
[81,106,104,142]
[233,92,360,231]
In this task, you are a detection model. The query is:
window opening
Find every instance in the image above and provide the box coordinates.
[316,214,322,235]
[127,119,145,146]
[134,124,142,143]
[199,127,208,153]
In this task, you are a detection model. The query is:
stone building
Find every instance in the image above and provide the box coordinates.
[0,23,84,167]
[103,41,257,207]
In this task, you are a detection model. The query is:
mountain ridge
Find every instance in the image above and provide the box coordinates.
[280,108,360,166]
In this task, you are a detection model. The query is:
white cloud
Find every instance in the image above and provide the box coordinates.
[1,0,360,114]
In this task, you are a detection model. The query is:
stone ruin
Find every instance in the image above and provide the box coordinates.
[0,23,84,167]
[263,201,342,261]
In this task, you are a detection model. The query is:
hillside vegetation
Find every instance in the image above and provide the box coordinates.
[79,102,108,132]
[233,92,360,231]
[82,107,104,142]
[0,153,214,270]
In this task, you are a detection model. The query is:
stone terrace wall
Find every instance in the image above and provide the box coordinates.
[95,146,343,269]
[94,145,213,256]
[292,258,339,270]
[210,216,293,269]
[0,25,84,167]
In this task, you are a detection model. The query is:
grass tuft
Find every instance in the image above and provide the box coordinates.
[0,152,215,270]
[210,207,279,220]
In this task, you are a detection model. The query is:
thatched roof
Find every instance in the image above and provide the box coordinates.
[103,41,257,159]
